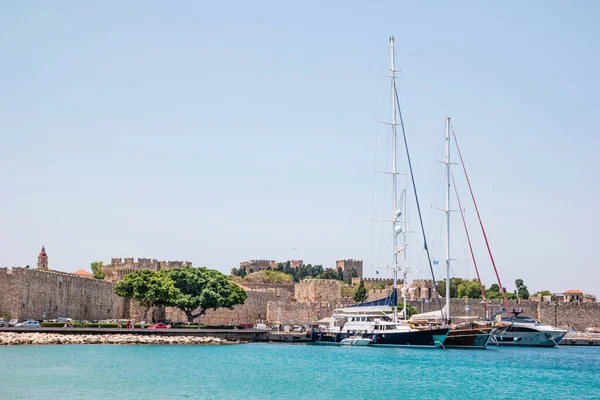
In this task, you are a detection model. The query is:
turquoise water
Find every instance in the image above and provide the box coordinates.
[1,344,599,399]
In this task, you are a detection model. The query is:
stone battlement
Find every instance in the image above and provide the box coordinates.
[351,277,394,286]
[0,267,96,281]
[102,258,192,282]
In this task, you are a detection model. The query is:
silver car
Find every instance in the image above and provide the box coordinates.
[0,318,9,327]
[15,320,41,328]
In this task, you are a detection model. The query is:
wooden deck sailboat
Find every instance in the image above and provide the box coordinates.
[436,116,492,349]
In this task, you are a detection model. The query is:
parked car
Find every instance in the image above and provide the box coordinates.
[148,323,169,330]
[0,318,9,327]
[15,320,41,328]
[8,319,19,327]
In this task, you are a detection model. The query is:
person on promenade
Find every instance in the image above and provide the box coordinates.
[141,320,145,329]
[131,319,135,329]
[126,320,130,329]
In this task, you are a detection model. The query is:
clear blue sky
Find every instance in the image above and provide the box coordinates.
[1,1,598,297]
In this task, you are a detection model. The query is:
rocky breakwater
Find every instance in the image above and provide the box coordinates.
[0,332,242,345]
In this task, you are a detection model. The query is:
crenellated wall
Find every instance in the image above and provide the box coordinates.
[102,258,192,283]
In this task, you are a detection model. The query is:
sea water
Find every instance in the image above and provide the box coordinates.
[1,343,599,399]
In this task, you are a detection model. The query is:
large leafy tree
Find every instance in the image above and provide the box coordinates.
[457,279,485,299]
[91,261,104,280]
[354,280,367,303]
[167,267,247,323]
[436,278,464,298]
[114,270,177,318]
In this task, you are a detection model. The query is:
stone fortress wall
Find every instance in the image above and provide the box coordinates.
[1,266,600,329]
[0,267,128,321]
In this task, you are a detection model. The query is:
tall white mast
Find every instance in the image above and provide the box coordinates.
[390,36,399,323]
[401,189,408,321]
[445,116,451,322]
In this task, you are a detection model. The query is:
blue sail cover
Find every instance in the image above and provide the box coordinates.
[347,288,398,308]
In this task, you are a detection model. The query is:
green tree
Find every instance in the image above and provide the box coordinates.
[515,279,524,290]
[354,280,368,303]
[114,270,177,318]
[436,278,464,298]
[167,267,248,323]
[518,285,530,300]
[514,278,529,300]
[242,270,293,284]
[457,279,484,299]
[91,261,104,280]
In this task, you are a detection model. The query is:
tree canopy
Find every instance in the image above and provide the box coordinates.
[240,270,294,284]
[353,280,367,303]
[457,279,484,299]
[91,261,104,280]
[515,278,530,300]
[114,267,247,323]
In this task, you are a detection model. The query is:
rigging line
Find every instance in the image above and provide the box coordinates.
[451,171,489,316]
[452,127,510,312]
[394,88,445,320]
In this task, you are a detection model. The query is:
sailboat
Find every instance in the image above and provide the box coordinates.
[433,116,492,349]
[309,36,450,348]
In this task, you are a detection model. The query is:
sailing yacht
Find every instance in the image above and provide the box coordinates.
[309,36,450,348]
[434,116,492,349]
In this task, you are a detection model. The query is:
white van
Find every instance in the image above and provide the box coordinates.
[253,323,270,331]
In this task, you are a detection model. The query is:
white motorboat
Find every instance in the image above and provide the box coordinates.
[490,314,567,347]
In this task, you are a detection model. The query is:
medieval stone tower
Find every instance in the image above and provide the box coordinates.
[37,246,48,271]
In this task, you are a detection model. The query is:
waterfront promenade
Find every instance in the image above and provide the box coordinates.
[0,326,310,344]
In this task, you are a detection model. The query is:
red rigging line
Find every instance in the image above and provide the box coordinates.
[451,172,488,317]
[452,128,510,312]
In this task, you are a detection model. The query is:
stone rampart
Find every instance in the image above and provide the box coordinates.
[240,283,295,300]
[406,298,600,330]
[266,300,351,325]
[165,290,279,326]
[0,267,128,321]
[295,279,341,303]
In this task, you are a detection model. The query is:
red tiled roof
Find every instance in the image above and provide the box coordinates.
[564,289,583,294]
[73,269,93,277]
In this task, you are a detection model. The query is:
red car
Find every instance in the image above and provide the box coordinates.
[148,323,169,330]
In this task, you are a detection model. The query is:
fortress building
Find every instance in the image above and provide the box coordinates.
[101,258,192,282]
[37,246,48,271]
[336,259,363,280]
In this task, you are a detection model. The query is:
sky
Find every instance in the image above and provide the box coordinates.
[1,1,599,297]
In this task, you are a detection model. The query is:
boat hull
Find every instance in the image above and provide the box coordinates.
[490,329,567,347]
[340,338,371,346]
[310,328,450,348]
[443,329,491,349]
